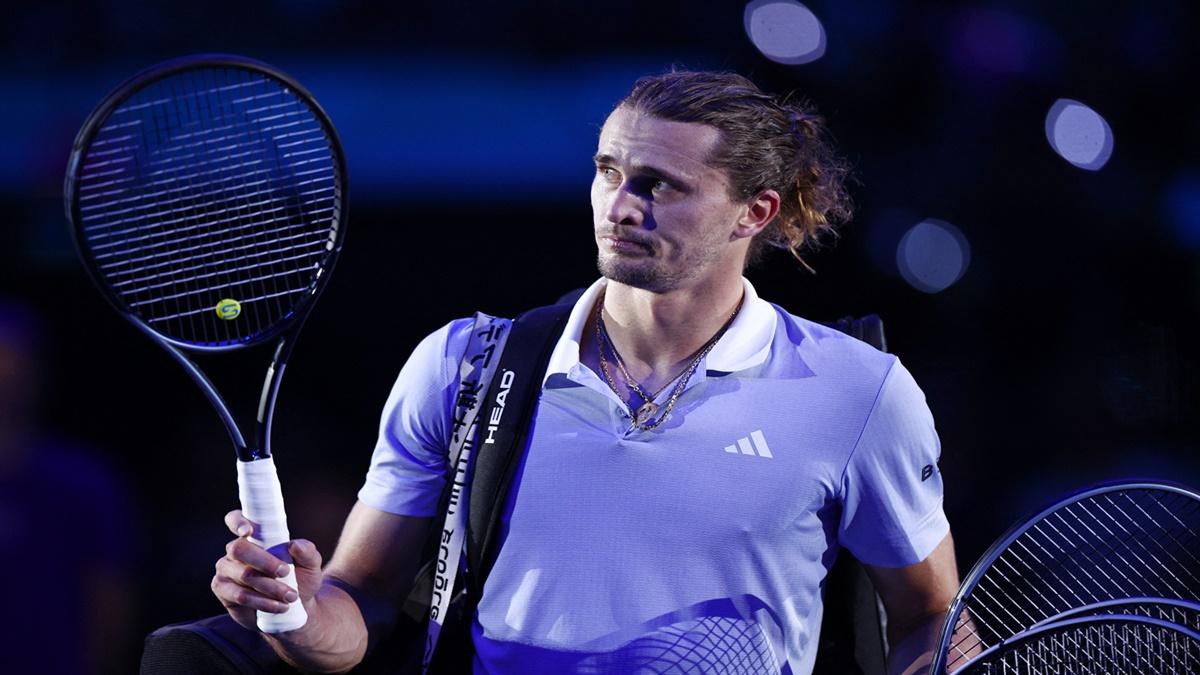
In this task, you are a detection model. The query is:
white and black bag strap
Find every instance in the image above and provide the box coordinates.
[422,302,572,672]
[421,311,512,672]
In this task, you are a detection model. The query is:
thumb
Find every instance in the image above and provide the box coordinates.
[286,539,324,601]
[288,538,323,570]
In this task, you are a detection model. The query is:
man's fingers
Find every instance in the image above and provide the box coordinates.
[212,574,292,614]
[224,509,255,538]
[214,514,313,629]
[214,557,299,607]
[225,537,291,578]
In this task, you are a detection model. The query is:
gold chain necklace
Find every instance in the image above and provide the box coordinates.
[595,296,741,431]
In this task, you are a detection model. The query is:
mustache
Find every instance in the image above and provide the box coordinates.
[598,230,655,249]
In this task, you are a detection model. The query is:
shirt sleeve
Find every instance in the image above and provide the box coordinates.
[357,318,474,516]
[838,358,949,568]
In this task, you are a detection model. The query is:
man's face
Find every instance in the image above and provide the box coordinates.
[591,107,749,293]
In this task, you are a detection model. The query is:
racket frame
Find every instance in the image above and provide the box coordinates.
[64,54,349,633]
[931,480,1200,673]
[1028,596,1200,630]
[64,53,348,459]
[956,613,1200,673]
[65,53,349,354]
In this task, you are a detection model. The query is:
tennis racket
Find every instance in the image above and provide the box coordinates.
[955,614,1200,673]
[931,481,1200,672]
[64,54,348,633]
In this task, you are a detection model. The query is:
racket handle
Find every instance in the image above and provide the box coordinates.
[236,457,309,633]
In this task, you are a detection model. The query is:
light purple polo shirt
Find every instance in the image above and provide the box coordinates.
[359,278,948,674]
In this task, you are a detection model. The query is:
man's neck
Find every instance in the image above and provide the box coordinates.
[586,275,744,393]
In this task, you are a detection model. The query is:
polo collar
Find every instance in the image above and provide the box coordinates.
[543,277,777,386]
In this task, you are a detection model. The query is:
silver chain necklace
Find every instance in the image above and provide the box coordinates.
[595,296,740,431]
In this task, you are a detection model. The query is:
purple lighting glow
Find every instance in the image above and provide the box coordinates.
[897,219,971,294]
[1045,99,1114,171]
[743,0,827,66]
[953,8,1034,76]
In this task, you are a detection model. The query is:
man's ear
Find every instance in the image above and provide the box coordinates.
[733,189,781,240]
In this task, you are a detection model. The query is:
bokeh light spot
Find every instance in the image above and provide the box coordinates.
[744,0,827,65]
[1162,169,1200,250]
[896,219,971,294]
[1045,99,1114,171]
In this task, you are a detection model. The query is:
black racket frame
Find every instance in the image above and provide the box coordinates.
[63,53,349,462]
[931,480,1200,674]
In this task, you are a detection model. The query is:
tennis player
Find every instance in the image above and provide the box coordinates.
[212,70,959,675]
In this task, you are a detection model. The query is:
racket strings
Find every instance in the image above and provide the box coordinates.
[156,70,209,344]
[177,65,238,345]
[100,218,329,283]
[189,66,272,343]
[226,65,300,329]
[959,619,1200,674]
[211,65,275,343]
[77,116,327,223]
[164,67,218,343]
[1089,494,1200,589]
[75,63,342,347]
[947,488,1200,670]
[1051,600,1200,632]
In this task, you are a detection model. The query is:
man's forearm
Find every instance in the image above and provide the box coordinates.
[263,580,371,674]
[887,611,947,675]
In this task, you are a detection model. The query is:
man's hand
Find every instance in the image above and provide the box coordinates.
[211,509,324,632]
[207,501,433,673]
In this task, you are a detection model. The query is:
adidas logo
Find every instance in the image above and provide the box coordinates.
[724,430,773,459]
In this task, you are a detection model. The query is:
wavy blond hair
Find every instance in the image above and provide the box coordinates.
[619,70,853,271]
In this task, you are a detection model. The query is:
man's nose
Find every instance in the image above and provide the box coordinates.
[605,186,645,228]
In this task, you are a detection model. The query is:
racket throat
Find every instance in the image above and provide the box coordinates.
[247,342,291,462]
[257,362,278,426]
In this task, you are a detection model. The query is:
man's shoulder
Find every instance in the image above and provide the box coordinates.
[768,303,890,354]
[419,316,477,360]
[764,302,897,380]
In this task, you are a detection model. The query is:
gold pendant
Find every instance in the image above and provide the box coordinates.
[634,401,659,427]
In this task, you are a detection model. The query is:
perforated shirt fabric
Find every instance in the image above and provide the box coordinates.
[358,278,949,675]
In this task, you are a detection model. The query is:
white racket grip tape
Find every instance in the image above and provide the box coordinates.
[236,457,309,633]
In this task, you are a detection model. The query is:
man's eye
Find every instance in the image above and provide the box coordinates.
[597,166,619,180]
[651,179,671,192]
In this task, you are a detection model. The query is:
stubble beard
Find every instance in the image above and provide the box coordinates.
[597,251,677,293]
[596,242,725,294]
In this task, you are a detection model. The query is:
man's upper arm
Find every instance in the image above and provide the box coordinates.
[864,531,959,640]
[863,531,960,675]
[840,357,957,673]
[314,320,467,654]
[359,318,474,517]
[840,359,949,567]
[332,319,464,604]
